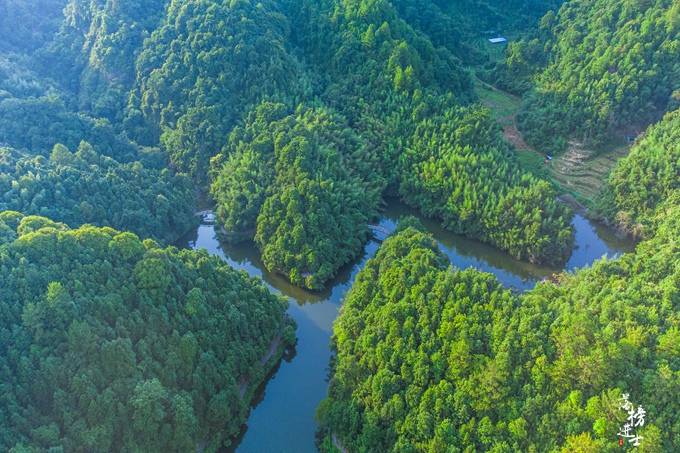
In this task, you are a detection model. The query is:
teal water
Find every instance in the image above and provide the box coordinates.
[180,200,633,453]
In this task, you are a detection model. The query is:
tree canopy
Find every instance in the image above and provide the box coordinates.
[0,142,195,243]
[0,212,294,452]
[320,199,680,451]
[597,108,680,238]
[210,102,380,289]
[506,0,680,152]
[127,0,303,181]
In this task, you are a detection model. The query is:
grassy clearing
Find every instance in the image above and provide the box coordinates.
[474,78,521,126]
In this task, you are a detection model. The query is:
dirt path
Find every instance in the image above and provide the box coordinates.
[239,334,282,399]
[473,77,631,207]
[503,123,531,151]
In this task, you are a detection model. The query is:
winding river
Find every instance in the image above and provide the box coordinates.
[179,199,633,453]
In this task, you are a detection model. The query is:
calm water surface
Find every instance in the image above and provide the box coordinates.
[179,200,633,453]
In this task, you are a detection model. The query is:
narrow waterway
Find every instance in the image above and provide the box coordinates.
[179,200,633,453]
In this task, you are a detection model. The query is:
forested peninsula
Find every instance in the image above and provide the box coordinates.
[0,212,294,451]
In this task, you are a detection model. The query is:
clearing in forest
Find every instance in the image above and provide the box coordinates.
[548,139,630,205]
[473,77,630,208]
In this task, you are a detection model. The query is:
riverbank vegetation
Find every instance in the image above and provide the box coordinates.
[210,102,380,289]
[0,0,677,451]
[597,108,680,239]
[207,0,573,286]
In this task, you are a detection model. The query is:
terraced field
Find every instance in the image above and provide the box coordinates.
[473,77,631,208]
[548,140,630,205]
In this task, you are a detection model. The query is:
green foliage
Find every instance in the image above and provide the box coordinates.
[320,203,680,451]
[319,225,518,451]
[399,103,573,264]
[392,0,563,64]
[0,143,195,243]
[598,108,680,238]
[0,214,293,452]
[0,0,66,52]
[0,96,138,161]
[44,0,170,120]
[289,0,473,110]
[211,102,380,289]
[514,0,680,152]
[128,0,303,180]
[283,0,574,267]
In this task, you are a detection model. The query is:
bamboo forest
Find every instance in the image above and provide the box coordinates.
[0,0,677,451]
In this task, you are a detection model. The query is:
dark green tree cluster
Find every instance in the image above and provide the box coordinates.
[0,0,578,281]
[0,0,66,52]
[44,0,170,121]
[127,0,304,180]
[0,55,56,99]
[0,142,195,243]
[0,95,138,162]
[511,0,680,152]
[399,103,573,264]
[393,0,564,61]
[289,0,473,112]
[597,108,680,238]
[197,0,574,288]
[319,198,680,451]
[210,102,380,289]
[284,0,574,267]
[0,212,294,452]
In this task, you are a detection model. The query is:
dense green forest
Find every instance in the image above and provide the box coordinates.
[0,212,294,452]
[0,1,198,244]
[127,0,304,180]
[0,0,66,52]
[392,0,564,62]
[597,108,680,238]
[210,102,380,289]
[0,96,139,161]
[0,143,195,243]
[0,0,678,451]
[214,0,573,280]
[398,103,572,264]
[492,0,680,152]
[319,73,680,450]
[320,194,680,451]
[44,0,170,121]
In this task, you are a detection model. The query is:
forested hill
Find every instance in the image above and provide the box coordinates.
[208,0,574,286]
[320,194,680,451]
[0,0,678,452]
[0,143,195,243]
[502,0,680,152]
[319,96,680,451]
[391,0,564,61]
[0,212,294,451]
[127,0,304,180]
[0,1,198,244]
[598,108,680,239]
[0,0,605,282]
[45,0,170,121]
[0,0,66,52]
